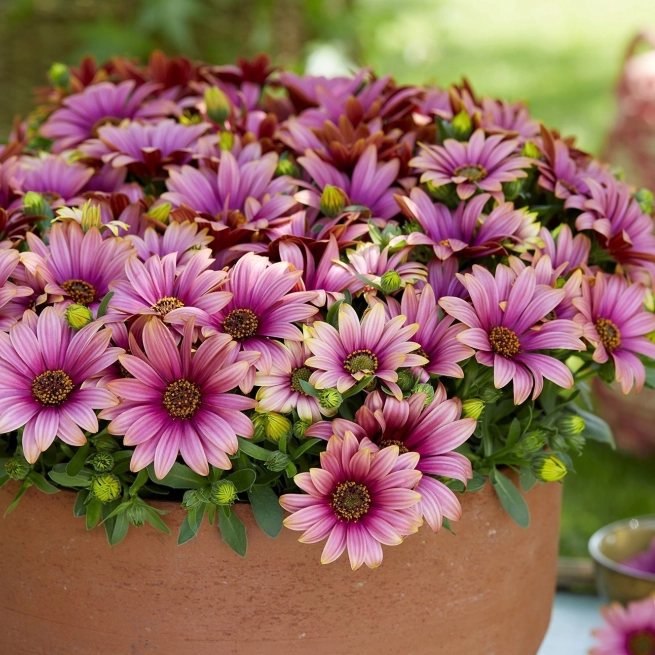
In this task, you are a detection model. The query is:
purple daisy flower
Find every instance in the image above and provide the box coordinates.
[425,258,468,300]
[305,301,427,400]
[591,596,655,655]
[411,130,533,202]
[109,249,232,323]
[40,80,176,153]
[537,131,590,199]
[534,224,591,275]
[573,272,655,394]
[296,145,401,220]
[254,340,330,423]
[0,249,34,330]
[479,98,540,141]
[280,431,423,570]
[440,264,585,404]
[127,220,213,264]
[103,319,257,478]
[397,189,526,259]
[26,220,135,311]
[0,307,120,462]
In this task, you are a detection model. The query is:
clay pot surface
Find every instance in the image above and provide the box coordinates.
[0,476,561,655]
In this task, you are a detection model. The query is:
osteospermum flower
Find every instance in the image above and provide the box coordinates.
[591,596,655,655]
[534,224,590,275]
[109,249,231,322]
[479,98,540,141]
[440,265,585,404]
[305,301,427,400]
[0,307,120,462]
[573,272,655,393]
[127,220,212,264]
[102,318,257,478]
[26,220,135,310]
[254,340,330,422]
[411,130,532,201]
[279,431,423,569]
[537,132,590,199]
[0,248,34,330]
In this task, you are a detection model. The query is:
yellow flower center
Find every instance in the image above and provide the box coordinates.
[290,366,312,394]
[627,630,655,655]
[595,317,621,352]
[32,369,74,406]
[61,279,97,306]
[378,439,409,454]
[151,296,185,316]
[453,163,488,182]
[331,481,371,522]
[489,326,521,358]
[222,308,259,341]
[343,349,379,374]
[163,378,201,419]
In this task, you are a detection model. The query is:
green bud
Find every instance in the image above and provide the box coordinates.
[609,165,625,181]
[293,420,309,439]
[66,304,93,330]
[257,412,291,443]
[521,141,541,159]
[91,474,122,503]
[320,185,346,218]
[127,502,147,527]
[402,219,424,235]
[91,434,119,453]
[549,433,567,452]
[48,62,70,88]
[147,203,171,223]
[265,450,290,472]
[80,200,102,232]
[275,156,298,178]
[479,387,503,403]
[22,191,50,217]
[396,368,416,393]
[564,433,585,454]
[204,87,232,124]
[318,388,343,410]
[516,431,547,457]
[635,188,654,216]
[557,414,586,437]
[251,413,268,443]
[451,110,473,141]
[502,179,522,201]
[210,479,238,506]
[219,131,234,152]
[380,270,402,294]
[425,181,458,206]
[461,398,485,420]
[182,487,211,510]
[4,454,30,480]
[87,452,115,473]
[531,454,567,482]
[412,383,435,405]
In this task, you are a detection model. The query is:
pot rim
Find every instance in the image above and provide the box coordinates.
[588,515,655,583]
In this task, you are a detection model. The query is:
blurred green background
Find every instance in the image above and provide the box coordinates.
[0,0,654,556]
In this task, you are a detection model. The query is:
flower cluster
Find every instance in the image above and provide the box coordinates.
[0,52,654,568]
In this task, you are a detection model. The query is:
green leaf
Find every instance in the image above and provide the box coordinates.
[129,469,149,497]
[573,407,615,448]
[299,380,321,399]
[519,468,538,493]
[0,474,9,489]
[490,469,530,529]
[3,480,31,517]
[178,506,205,545]
[48,467,92,488]
[342,375,373,399]
[143,506,171,535]
[147,462,206,489]
[291,438,322,460]
[325,298,344,328]
[645,366,655,389]
[226,469,256,493]
[107,512,129,546]
[27,471,59,494]
[237,437,274,461]
[86,497,103,530]
[66,442,90,477]
[96,291,114,318]
[353,272,384,293]
[218,506,248,557]
[506,418,522,449]
[74,489,89,516]
[248,486,283,538]
[466,470,487,492]
[285,461,297,478]
[101,498,121,543]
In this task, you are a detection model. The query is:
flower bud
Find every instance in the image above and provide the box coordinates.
[396,368,416,392]
[635,188,654,216]
[147,202,171,223]
[219,131,234,151]
[320,185,346,218]
[293,420,309,439]
[461,398,485,420]
[182,487,211,509]
[502,179,522,201]
[549,433,567,453]
[22,191,50,217]
[48,62,70,88]
[451,110,473,140]
[380,270,402,294]
[4,454,30,480]
[261,412,291,443]
[91,474,122,503]
[516,431,547,457]
[210,479,238,506]
[565,433,585,454]
[204,87,232,124]
[87,452,115,473]
[319,388,343,409]
[479,387,503,403]
[531,454,567,482]
[425,181,458,206]
[127,502,147,527]
[521,141,541,159]
[412,383,435,405]
[275,157,298,178]
[265,451,290,472]
[402,219,424,235]
[66,304,93,330]
[80,201,102,232]
[92,434,119,452]
[557,414,586,437]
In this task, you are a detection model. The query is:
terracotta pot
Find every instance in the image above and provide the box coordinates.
[0,476,561,655]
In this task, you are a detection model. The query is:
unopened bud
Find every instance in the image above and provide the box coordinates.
[219,131,234,151]
[265,451,290,472]
[147,203,171,223]
[182,487,211,509]
[425,180,458,206]
[91,473,122,503]
[320,185,346,218]
[412,383,435,405]
[275,156,298,178]
[127,502,147,527]
[396,369,416,392]
[210,479,238,506]
[380,270,402,294]
[461,398,485,420]
[80,201,102,232]
[205,87,232,124]
[66,304,93,330]
[635,188,654,216]
[522,141,541,159]
[516,432,547,457]
[22,191,50,217]
[293,420,309,438]
[262,412,291,443]
[48,62,70,88]
[557,414,586,437]
[4,454,30,480]
[451,110,473,140]
[531,454,567,482]
[318,388,342,410]
[87,452,114,473]
[502,179,522,201]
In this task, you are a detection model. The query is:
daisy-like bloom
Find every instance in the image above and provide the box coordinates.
[109,249,231,324]
[14,155,93,208]
[127,220,213,264]
[0,307,120,462]
[26,220,135,310]
[82,120,210,177]
[254,340,331,423]
[397,189,526,259]
[425,258,468,300]
[296,145,401,220]
[197,252,318,377]
[591,596,655,655]
[0,248,34,330]
[573,272,655,394]
[533,224,591,275]
[103,318,257,478]
[537,130,590,199]
[305,302,427,400]
[411,130,533,202]
[440,265,585,404]
[479,98,540,141]
[39,80,175,153]
[387,283,474,380]
[279,431,423,570]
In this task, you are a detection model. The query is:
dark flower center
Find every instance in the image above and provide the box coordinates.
[151,296,185,316]
[32,369,74,406]
[290,366,312,394]
[560,180,579,195]
[222,308,259,341]
[595,317,621,352]
[416,346,430,363]
[331,481,371,522]
[627,629,655,655]
[61,279,97,306]
[379,439,409,454]
[163,378,201,419]
[453,163,487,182]
[92,116,124,137]
[489,326,521,358]
[343,349,379,374]
[42,192,61,203]
[226,209,247,229]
